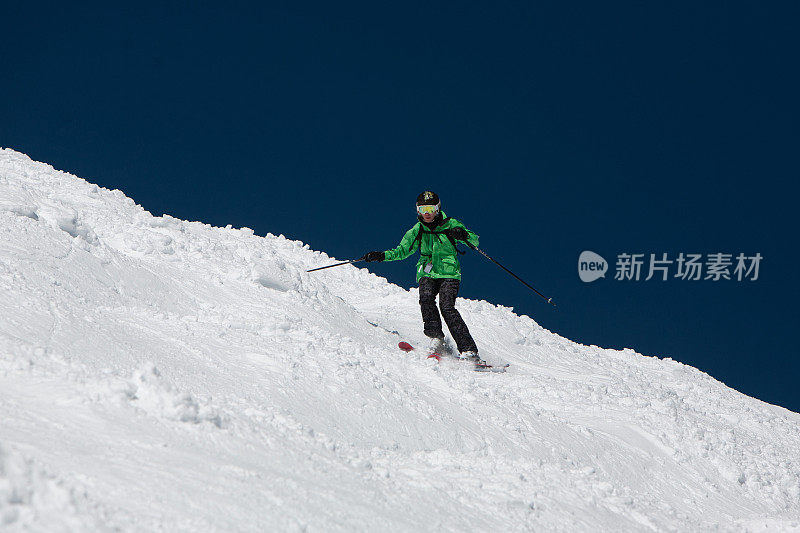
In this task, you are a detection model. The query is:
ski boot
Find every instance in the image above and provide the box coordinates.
[428,336,447,354]
[459,351,485,365]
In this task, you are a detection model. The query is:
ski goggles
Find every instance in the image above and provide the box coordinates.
[416,203,440,215]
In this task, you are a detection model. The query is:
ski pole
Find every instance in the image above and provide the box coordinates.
[467,243,556,307]
[306,255,367,273]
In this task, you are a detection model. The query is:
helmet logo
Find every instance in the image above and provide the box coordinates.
[423,191,434,201]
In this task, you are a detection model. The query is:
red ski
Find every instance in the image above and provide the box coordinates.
[398,341,508,372]
[398,341,441,361]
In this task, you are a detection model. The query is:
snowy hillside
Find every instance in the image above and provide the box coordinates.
[1,148,799,532]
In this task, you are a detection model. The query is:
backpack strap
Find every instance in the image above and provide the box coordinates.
[413,224,424,253]
[416,218,466,255]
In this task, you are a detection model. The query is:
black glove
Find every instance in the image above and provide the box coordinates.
[447,227,469,242]
[364,251,385,262]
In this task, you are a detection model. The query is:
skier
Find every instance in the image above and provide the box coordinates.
[364,191,483,364]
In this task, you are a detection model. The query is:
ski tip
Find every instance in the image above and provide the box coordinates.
[398,341,414,352]
[427,353,441,361]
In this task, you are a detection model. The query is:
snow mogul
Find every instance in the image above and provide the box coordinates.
[364,191,482,364]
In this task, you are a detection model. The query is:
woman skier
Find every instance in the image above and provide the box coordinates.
[364,191,483,364]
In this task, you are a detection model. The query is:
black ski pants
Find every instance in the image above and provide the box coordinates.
[419,277,478,354]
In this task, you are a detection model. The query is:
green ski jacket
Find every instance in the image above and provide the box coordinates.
[383,212,479,282]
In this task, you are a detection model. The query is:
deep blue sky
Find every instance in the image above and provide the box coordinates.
[3,3,798,411]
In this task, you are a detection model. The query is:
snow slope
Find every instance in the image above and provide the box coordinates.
[1,148,799,532]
